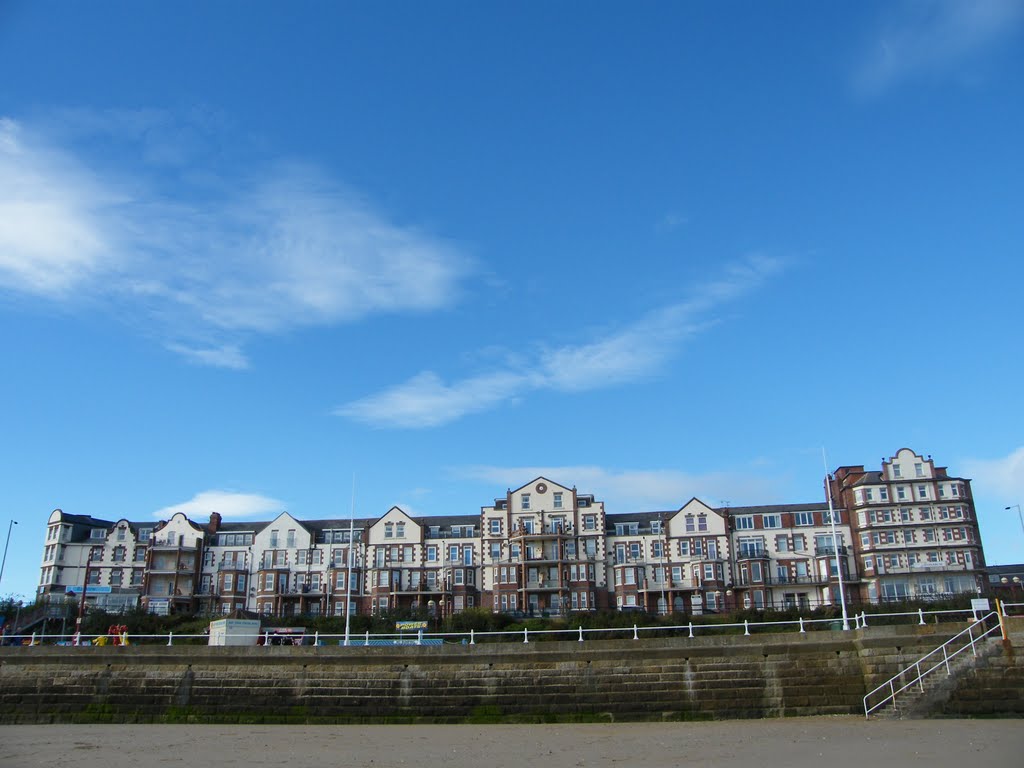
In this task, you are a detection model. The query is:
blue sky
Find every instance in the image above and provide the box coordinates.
[2,1,1023,602]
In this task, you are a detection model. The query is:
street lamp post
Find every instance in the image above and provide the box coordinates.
[0,520,18,590]
[1005,505,1024,538]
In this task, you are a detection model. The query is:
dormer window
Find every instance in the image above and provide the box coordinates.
[90,529,106,540]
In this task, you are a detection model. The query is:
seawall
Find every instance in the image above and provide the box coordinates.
[0,624,1017,724]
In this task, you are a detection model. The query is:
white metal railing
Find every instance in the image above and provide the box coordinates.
[1000,601,1024,616]
[0,606,986,648]
[862,611,1002,718]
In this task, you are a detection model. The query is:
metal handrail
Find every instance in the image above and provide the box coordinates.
[862,611,1001,718]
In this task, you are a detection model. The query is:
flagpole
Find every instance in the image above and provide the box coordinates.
[823,448,850,630]
[343,475,356,647]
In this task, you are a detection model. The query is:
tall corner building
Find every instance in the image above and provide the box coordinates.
[830,447,985,602]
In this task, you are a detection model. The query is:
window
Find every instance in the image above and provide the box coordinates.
[918,485,928,499]
[286,529,296,548]
[794,511,814,526]
[762,514,781,529]
[892,464,902,479]
[91,529,106,540]
[897,486,907,500]
[269,530,279,547]
[489,519,501,535]
[448,545,459,563]
[685,516,696,533]
[775,535,790,552]
[678,540,690,556]
[879,488,889,501]
[553,492,563,509]
[734,516,754,530]
[706,540,717,559]
[865,489,874,502]
[697,516,708,532]
[384,523,393,539]
[652,540,663,559]
[583,515,596,531]
[463,548,473,565]
[915,463,924,478]
[223,573,234,591]
[738,537,764,557]
[396,522,405,538]
[651,520,662,535]
[521,493,531,510]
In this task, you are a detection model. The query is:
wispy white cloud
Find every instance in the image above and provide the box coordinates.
[855,0,1024,94]
[962,446,1024,498]
[455,464,788,511]
[153,489,286,520]
[165,342,250,370]
[337,254,784,428]
[0,113,471,364]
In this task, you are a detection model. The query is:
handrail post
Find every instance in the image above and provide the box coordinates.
[969,623,977,656]
[523,627,529,644]
[799,617,805,634]
[167,631,173,646]
[861,611,868,628]
[365,630,369,646]
[688,621,694,638]
[918,608,925,625]
[470,629,475,645]
[743,620,750,636]
[314,630,319,646]
[633,624,639,641]
[578,626,584,642]
[943,645,951,675]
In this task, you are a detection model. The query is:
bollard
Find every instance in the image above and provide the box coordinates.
[918,608,925,625]
[470,629,475,645]
[167,631,174,646]
[578,625,584,642]
[523,627,529,644]
[688,621,694,638]
[743,620,750,636]
[799,617,805,633]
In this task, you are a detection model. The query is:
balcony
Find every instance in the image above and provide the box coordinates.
[814,545,849,557]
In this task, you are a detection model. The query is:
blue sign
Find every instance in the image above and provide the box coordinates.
[65,585,112,595]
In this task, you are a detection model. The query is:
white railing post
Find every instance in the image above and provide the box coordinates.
[167,631,174,646]
[523,627,529,644]
[30,632,36,645]
[861,611,868,628]
[943,646,951,675]
[917,660,924,690]
[578,626,584,642]
[633,624,639,641]
[918,608,925,625]
[314,630,319,646]
[799,617,805,633]
[365,630,370,645]
[688,621,694,638]
[263,631,269,645]
[743,620,750,636]
[470,629,475,645]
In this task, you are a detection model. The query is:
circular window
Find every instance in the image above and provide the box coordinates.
[536,482,547,494]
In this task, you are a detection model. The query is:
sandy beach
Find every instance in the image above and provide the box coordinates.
[2,718,1021,768]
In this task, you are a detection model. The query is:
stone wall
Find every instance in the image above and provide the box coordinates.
[0,626,1001,724]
